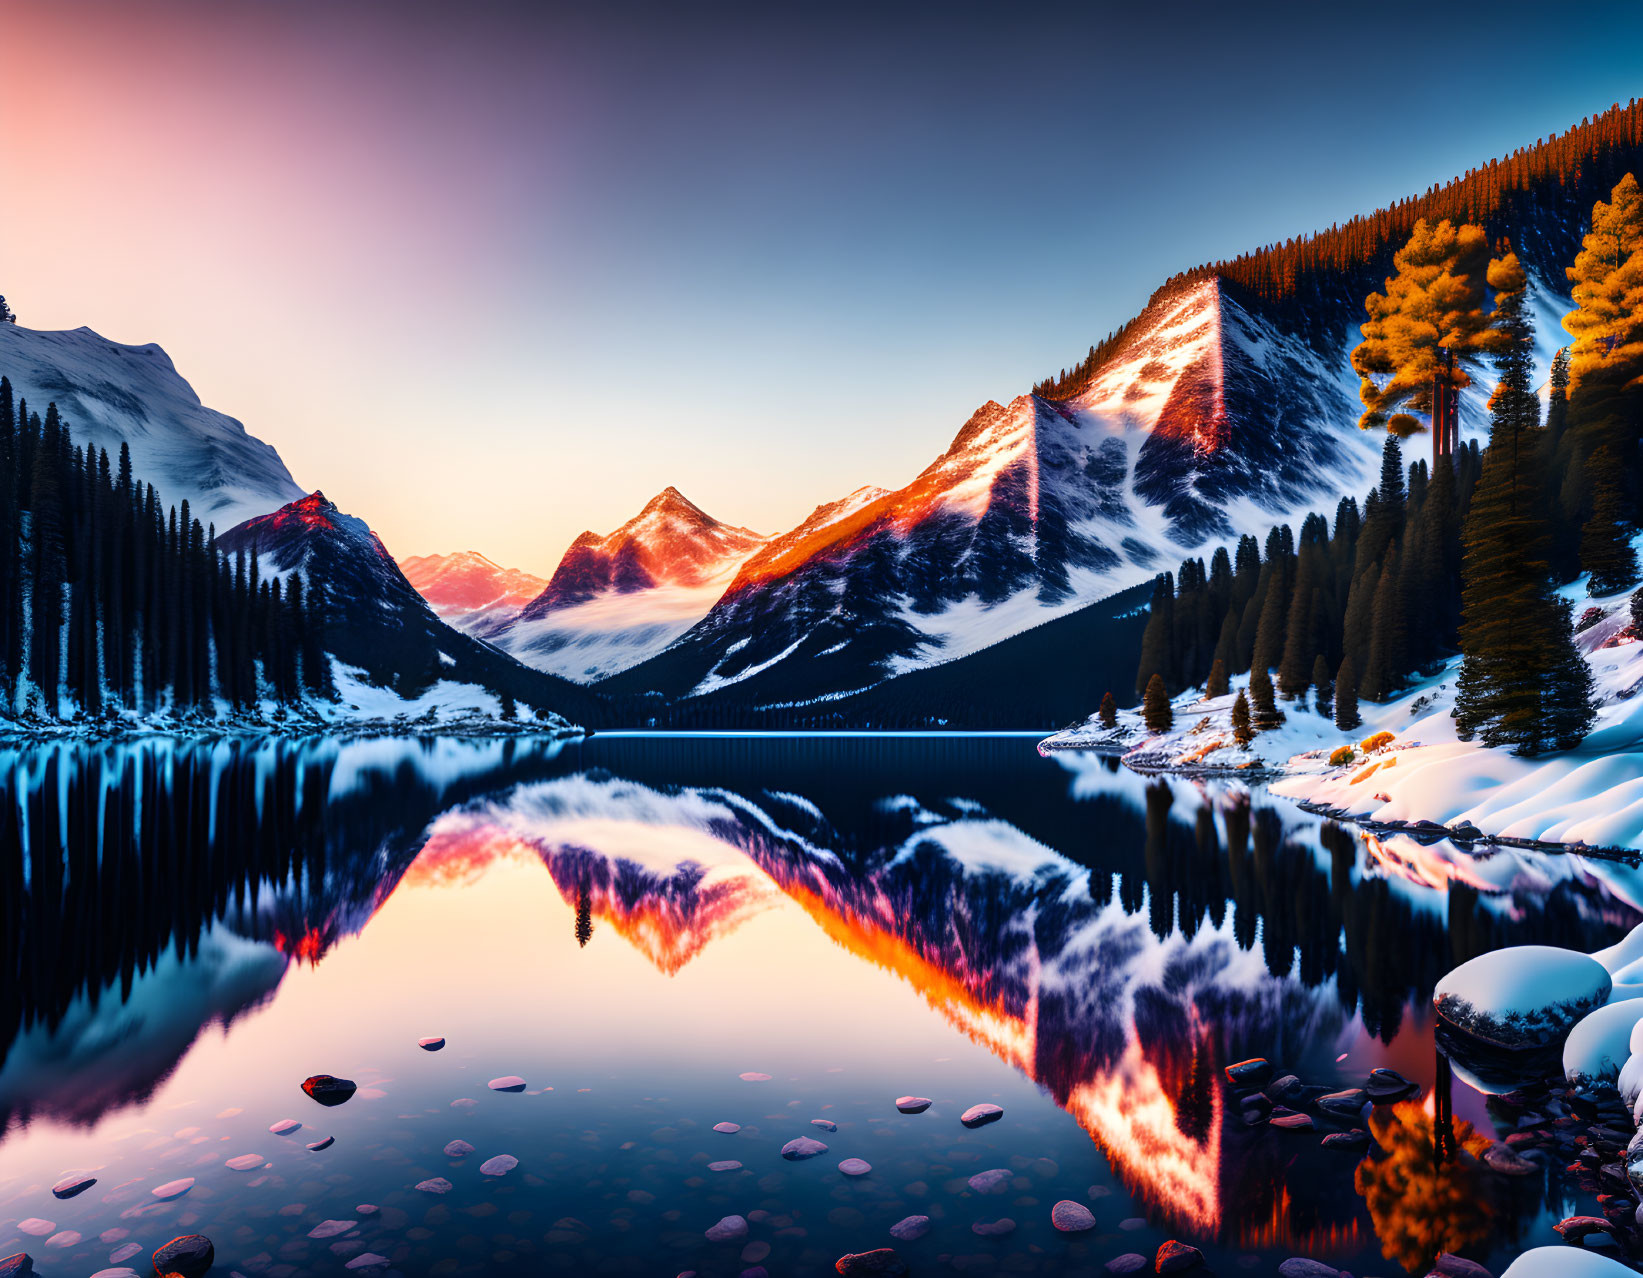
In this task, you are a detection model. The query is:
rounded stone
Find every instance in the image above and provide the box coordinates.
[14,1223,52,1239]
[1052,1200,1097,1232]
[839,1158,872,1176]
[444,1139,475,1157]
[480,1154,518,1175]
[44,1233,80,1249]
[152,1234,215,1278]
[889,1215,931,1241]
[151,1178,195,1200]
[346,1255,391,1271]
[713,1122,742,1134]
[415,1177,453,1194]
[895,1096,932,1114]
[968,1167,1011,1194]
[417,1036,446,1051]
[1157,1241,1205,1273]
[835,1249,910,1276]
[225,1154,263,1171]
[1279,1261,1344,1278]
[1107,1256,1150,1275]
[301,1074,357,1106]
[307,1136,335,1151]
[811,1118,838,1131]
[269,1119,301,1135]
[51,1174,96,1199]
[709,1160,743,1172]
[488,1075,527,1092]
[781,1136,829,1160]
[1223,1058,1273,1086]
[706,1215,749,1242]
[960,1103,1003,1128]
[307,1220,358,1240]
[110,1244,142,1263]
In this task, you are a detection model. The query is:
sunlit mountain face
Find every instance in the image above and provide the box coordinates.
[3,736,1639,1275]
[399,552,549,623]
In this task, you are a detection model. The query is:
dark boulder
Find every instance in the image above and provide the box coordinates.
[153,1234,215,1278]
[301,1075,357,1106]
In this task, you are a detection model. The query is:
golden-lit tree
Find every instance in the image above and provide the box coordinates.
[1563,173,1643,451]
[1351,220,1495,434]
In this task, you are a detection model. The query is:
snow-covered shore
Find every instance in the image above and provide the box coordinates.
[0,661,584,744]
[1043,578,1643,853]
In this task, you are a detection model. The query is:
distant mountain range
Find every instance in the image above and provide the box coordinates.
[10,100,1642,729]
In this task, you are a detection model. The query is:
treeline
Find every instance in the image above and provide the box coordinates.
[1136,434,1483,728]
[0,377,331,720]
[1132,171,1643,756]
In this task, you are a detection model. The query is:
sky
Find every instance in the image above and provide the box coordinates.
[4,0,1643,569]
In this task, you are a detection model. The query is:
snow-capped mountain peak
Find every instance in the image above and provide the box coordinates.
[0,322,303,528]
[400,550,548,623]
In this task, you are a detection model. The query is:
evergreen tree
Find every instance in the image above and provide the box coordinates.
[1205,658,1228,699]
[1249,664,1283,730]
[1231,690,1253,746]
[1580,445,1638,593]
[1351,219,1494,433]
[0,296,13,324]
[1142,673,1173,733]
[1311,653,1334,718]
[499,687,517,721]
[1335,655,1361,730]
[1098,691,1117,728]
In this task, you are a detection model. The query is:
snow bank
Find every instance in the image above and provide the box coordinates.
[1500,1249,1635,1278]
[1564,999,1643,1084]
[1432,945,1611,1049]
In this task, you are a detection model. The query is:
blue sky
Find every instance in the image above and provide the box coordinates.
[6,0,1643,565]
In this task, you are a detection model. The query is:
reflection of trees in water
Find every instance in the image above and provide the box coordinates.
[1135,781,1641,1043]
[575,887,593,947]
[0,738,568,1091]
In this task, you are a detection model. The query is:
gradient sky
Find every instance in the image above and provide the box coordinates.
[4,0,1643,569]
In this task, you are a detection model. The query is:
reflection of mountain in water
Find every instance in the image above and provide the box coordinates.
[3,734,1641,1244]
[0,735,575,1133]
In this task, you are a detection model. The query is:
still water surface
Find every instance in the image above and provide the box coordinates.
[2,733,1641,1277]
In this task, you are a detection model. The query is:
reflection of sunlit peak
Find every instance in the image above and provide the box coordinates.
[407,822,535,888]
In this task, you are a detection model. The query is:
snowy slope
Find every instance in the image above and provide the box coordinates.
[0,322,303,528]
[606,280,1385,705]
[482,487,768,683]
[400,551,547,623]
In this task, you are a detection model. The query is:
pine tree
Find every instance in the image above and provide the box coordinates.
[1335,654,1361,730]
[1580,445,1638,593]
[1205,658,1228,699]
[1249,665,1283,730]
[0,296,14,324]
[1098,691,1117,728]
[1457,323,1598,753]
[1231,690,1253,746]
[1351,219,1494,433]
[1143,673,1173,733]
[1135,573,1174,695]
[499,687,517,721]
[1311,653,1334,718]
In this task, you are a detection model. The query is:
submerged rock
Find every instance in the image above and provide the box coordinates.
[110,1244,143,1263]
[1433,947,1612,1049]
[706,1215,748,1241]
[51,1174,96,1199]
[781,1136,828,1161]
[346,1255,391,1271]
[417,1036,446,1051]
[888,1215,930,1241]
[1431,1254,1496,1278]
[151,1178,195,1200]
[443,1139,475,1157]
[894,1097,932,1114]
[1105,1256,1149,1275]
[307,1221,358,1240]
[301,1075,358,1107]
[13,1223,51,1239]
[838,1158,871,1176]
[967,1168,1011,1194]
[1156,1240,1204,1273]
[739,1072,772,1082]
[1052,1200,1097,1232]
[480,1155,518,1176]
[152,1234,215,1278]
[713,1122,742,1134]
[708,1161,743,1172]
[225,1155,264,1171]
[307,1137,335,1151]
[269,1119,302,1135]
[1224,1059,1272,1087]
[488,1076,527,1092]
[1483,1144,1539,1175]
[1279,1261,1343,1278]
[1317,1089,1367,1116]
[972,1218,1016,1236]
[1321,1130,1369,1150]
[811,1118,838,1131]
[415,1177,453,1195]
[959,1103,1003,1128]
[1365,1067,1418,1102]
[835,1250,909,1276]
